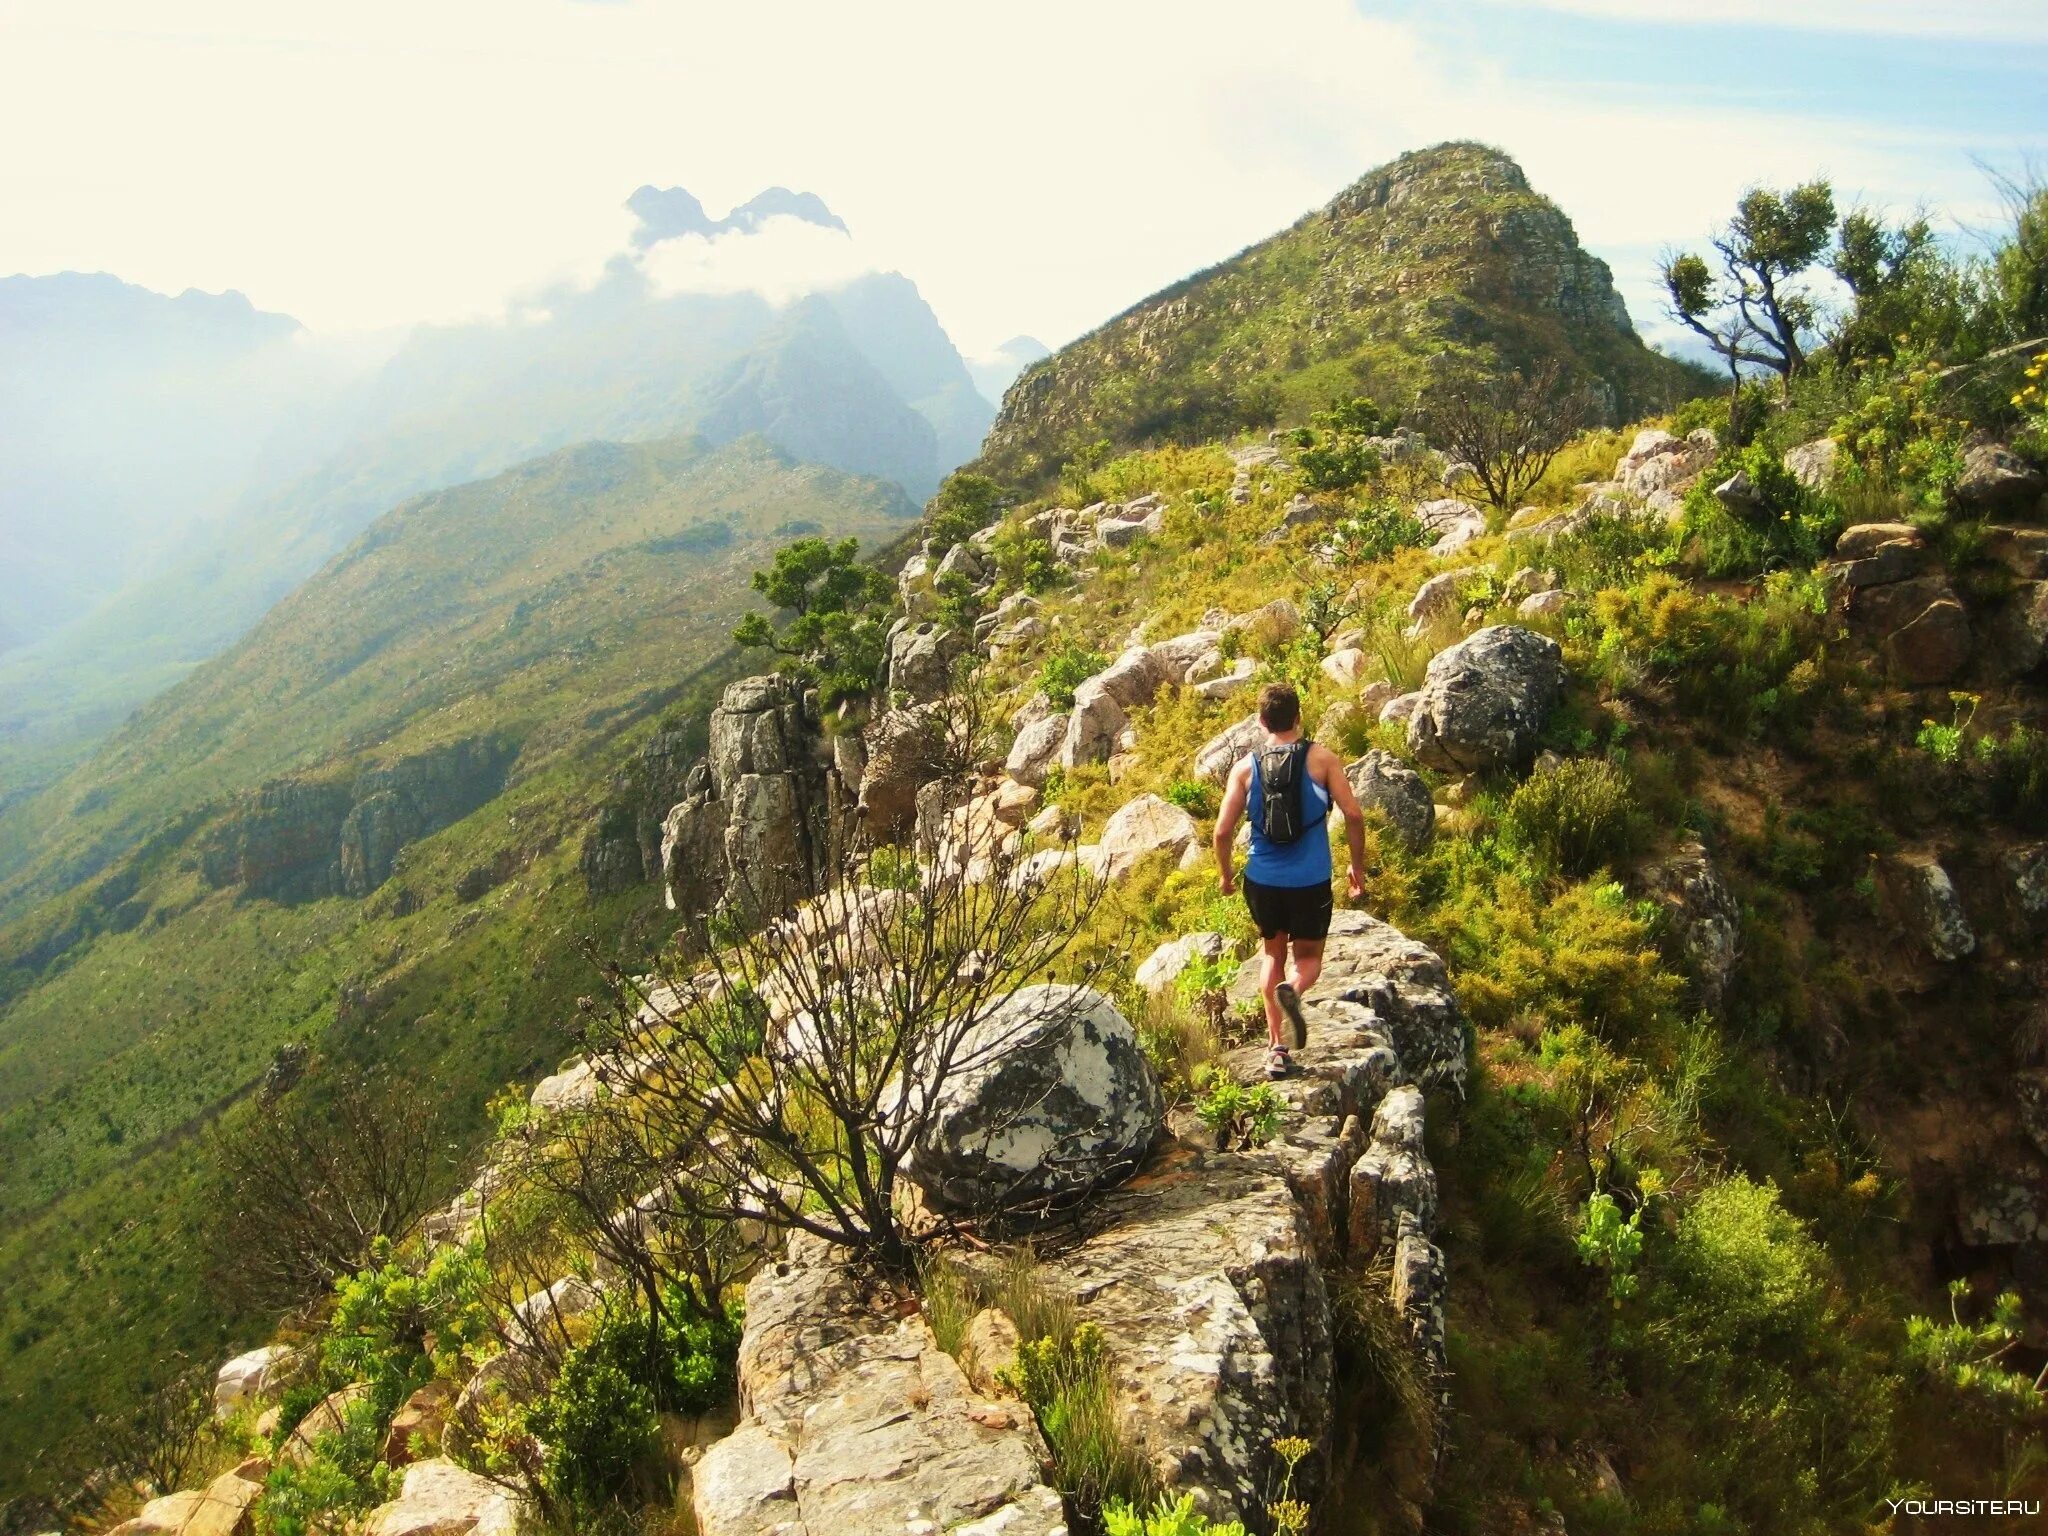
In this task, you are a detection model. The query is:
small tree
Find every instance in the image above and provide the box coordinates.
[731,535,894,706]
[1417,359,1590,512]
[208,1066,447,1310]
[1662,180,1837,390]
[569,802,1112,1274]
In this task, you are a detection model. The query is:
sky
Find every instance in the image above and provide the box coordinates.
[2,0,2044,365]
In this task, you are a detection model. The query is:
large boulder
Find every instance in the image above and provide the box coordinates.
[905,985,1163,1213]
[1059,683,1129,769]
[857,706,941,838]
[1100,794,1201,877]
[1195,715,1266,783]
[1783,437,1840,489]
[1405,625,1566,775]
[1848,576,1972,684]
[1346,750,1434,852]
[214,1344,298,1416]
[362,1459,525,1536]
[1828,523,1926,588]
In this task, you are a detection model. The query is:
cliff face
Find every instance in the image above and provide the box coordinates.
[975,142,1701,487]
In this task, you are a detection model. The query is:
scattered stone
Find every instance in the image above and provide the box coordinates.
[1517,589,1568,619]
[1346,750,1434,852]
[1025,802,1074,841]
[1099,795,1201,877]
[1712,470,1764,512]
[281,1383,373,1467]
[1406,569,1469,633]
[906,986,1163,1213]
[1415,498,1487,555]
[1320,647,1370,687]
[1379,690,1423,725]
[1225,598,1302,647]
[1317,698,1365,747]
[214,1344,298,1416]
[2005,844,2048,919]
[1983,526,2048,580]
[989,779,1040,827]
[1405,625,1566,775]
[1616,428,1714,500]
[1135,932,1229,994]
[1059,683,1129,769]
[1193,658,1257,701]
[384,1380,456,1467]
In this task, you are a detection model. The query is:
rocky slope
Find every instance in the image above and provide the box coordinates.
[973,142,1704,487]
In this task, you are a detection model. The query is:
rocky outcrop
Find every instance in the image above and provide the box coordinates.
[1847,574,1972,685]
[1405,625,1565,775]
[886,620,964,704]
[905,985,1164,1214]
[108,1467,267,1536]
[581,727,706,894]
[661,676,830,922]
[1827,523,1926,589]
[1952,439,2045,513]
[1195,715,1266,783]
[213,1344,299,1416]
[694,1237,1064,1536]
[1415,498,1486,555]
[1903,855,1976,962]
[202,737,517,901]
[1615,428,1716,511]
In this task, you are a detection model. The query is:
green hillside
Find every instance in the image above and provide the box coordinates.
[975,141,1706,486]
[0,436,911,1490]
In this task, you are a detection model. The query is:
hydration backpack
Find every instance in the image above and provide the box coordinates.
[1256,740,1324,846]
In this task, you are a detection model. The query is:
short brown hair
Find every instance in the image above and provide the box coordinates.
[1257,682,1300,732]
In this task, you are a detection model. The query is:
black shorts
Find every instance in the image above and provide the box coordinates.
[1242,875,1334,942]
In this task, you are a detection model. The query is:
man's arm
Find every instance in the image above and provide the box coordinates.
[1315,745,1368,899]
[1213,758,1251,894]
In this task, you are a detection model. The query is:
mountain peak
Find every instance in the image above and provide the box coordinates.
[627,183,848,248]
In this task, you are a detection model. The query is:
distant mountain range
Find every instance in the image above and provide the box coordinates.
[0,187,991,796]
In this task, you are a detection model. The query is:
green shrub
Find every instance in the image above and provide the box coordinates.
[1572,1191,1644,1302]
[1501,759,1646,877]
[1103,1493,1250,1536]
[925,473,1005,553]
[1164,778,1215,817]
[990,518,1059,594]
[1679,443,1844,577]
[1191,1065,1284,1147]
[1040,643,1109,708]
[1327,496,1426,565]
[1000,1322,1155,1516]
[526,1352,660,1511]
[577,1291,743,1415]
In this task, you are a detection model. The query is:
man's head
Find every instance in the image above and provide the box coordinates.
[1257,682,1301,734]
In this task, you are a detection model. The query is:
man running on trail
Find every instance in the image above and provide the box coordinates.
[1212,681,1368,1079]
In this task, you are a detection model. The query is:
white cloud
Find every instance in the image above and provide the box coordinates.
[1482,0,2048,41]
[638,216,880,305]
[0,0,2038,360]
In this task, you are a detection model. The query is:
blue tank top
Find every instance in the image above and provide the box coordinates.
[1247,744,1333,888]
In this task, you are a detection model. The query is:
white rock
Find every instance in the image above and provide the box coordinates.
[1099,795,1201,878]
[214,1344,297,1416]
[1320,648,1370,687]
[362,1459,526,1536]
[1135,933,1229,994]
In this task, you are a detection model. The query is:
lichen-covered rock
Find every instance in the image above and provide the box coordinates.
[1639,839,1742,1012]
[1099,794,1200,877]
[361,1459,526,1536]
[1346,750,1434,851]
[905,985,1163,1213]
[1904,856,1976,961]
[695,1240,1062,1536]
[1405,625,1565,775]
[1952,439,2045,512]
[1350,1085,1436,1259]
[2006,844,2048,920]
[1961,1183,2048,1247]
